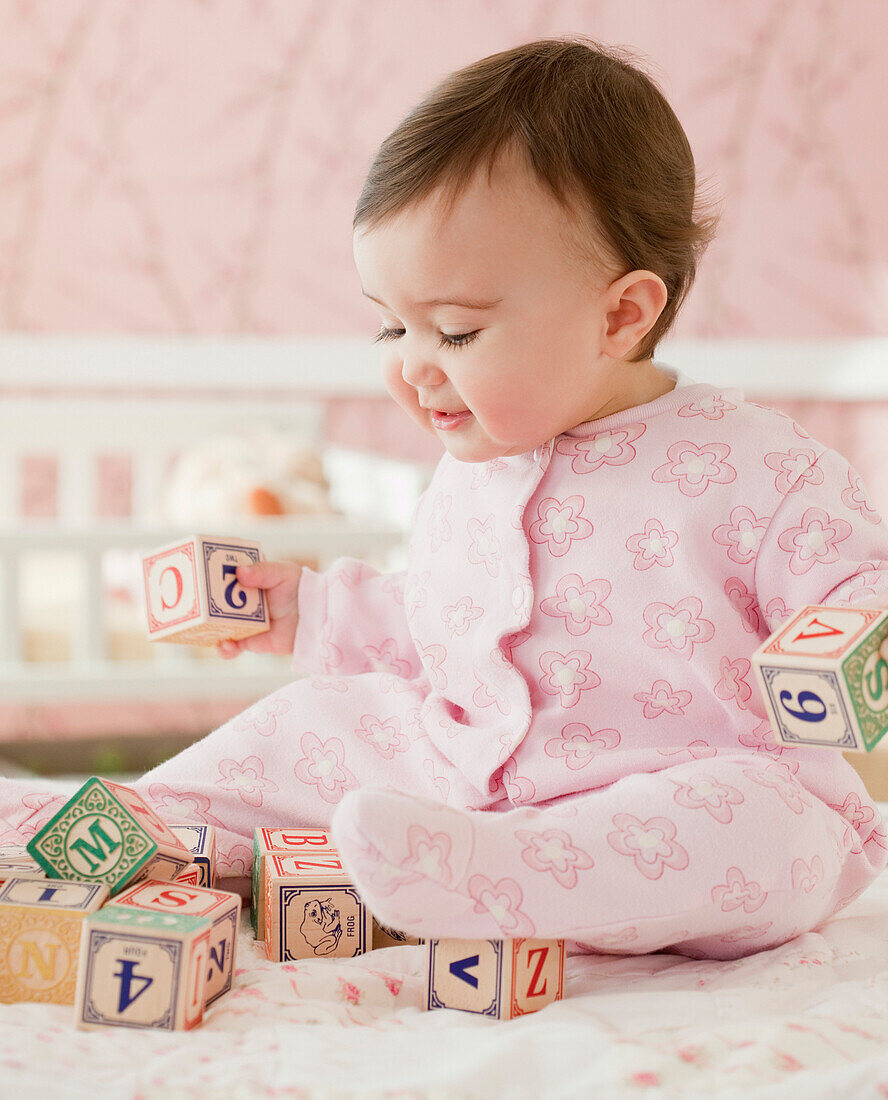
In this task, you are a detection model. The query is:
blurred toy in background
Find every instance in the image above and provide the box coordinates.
[159,424,335,525]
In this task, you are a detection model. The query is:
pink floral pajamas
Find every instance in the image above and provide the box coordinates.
[3,367,887,960]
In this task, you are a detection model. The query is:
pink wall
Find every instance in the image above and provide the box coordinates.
[0,1,884,341]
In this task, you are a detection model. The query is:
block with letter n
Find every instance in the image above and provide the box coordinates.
[142,533,270,645]
[75,905,211,1031]
[751,604,888,751]
[0,877,109,1005]
[26,777,192,895]
[426,937,565,1019]
[109,878,240,1008]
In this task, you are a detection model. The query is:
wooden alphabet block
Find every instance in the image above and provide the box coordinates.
[264,851,370,962]
[142,534,270,645]
[26,777,191,895]
[371,919,424,949]
[75,905,211,1031]
[174,863,202,885]
[427,938,565,1019]
[109,878,240,1008]
[0,876,109,1004]
[751,604,888,751]
[168,824,216,889]
[0,844,46,886]
[251,826,335,939]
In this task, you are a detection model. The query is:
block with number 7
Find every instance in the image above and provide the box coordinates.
[142,534,270,645]
[751,604,888,752]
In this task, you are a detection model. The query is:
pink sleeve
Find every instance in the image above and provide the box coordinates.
[754,448,888,629]
[291,556,422,679]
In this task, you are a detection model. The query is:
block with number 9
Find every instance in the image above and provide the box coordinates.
[751,604,888,752]
[142,534,270,645]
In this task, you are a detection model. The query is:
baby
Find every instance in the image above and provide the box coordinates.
[4,36,887,961]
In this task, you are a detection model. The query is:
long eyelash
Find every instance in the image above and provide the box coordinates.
[373,326,480,349]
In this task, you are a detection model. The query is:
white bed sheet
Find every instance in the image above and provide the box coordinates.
[2,817,888,1100]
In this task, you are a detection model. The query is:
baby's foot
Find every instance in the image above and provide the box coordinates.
[331,786,538,940]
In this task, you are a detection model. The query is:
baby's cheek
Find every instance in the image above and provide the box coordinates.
[384,367,434,432]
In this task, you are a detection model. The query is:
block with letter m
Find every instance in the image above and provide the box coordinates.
[26,777,191,896]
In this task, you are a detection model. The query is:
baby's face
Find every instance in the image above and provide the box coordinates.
[353,146,655,463]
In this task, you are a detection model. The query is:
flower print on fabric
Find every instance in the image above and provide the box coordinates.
[215,756,280,808]
[354,714,410,759]
[397,825,457,887]
[423,758,451,802]
[607,813,690,880]
[539,574,612,634]
[442,596,483,638]
[538,650,601,707]
[738,719,788,758]
[642,597,715,660]
[671,774,745,824]
[232,696,292,738]
[472,668,512,715]
[145,784,225,827]
[626,519,679,570]
[651,441,737,497]
[544,723,620,770]
[361,638,414,677]
[427,493,453,551]
[842,468,882,525]
[743,761,812,814]
[724,577,761,634]
[467,875,536,937]
[403,570,429,619]
[417,642,447,691]
[828,792,878,831]
[676,394,738,420]
[466,516,502,577]
[655,741,717,762]
[764,446,823,495]
[487,757,535,804]
[554,423,645,474]
[791,855,825,893]
[776,506,852,574]
[293,732,358,803]
[528,495,593,558]
[633,680,692,718]
[471,458,507,489]
[515,827,595,888]
[712,506,770,565]
[714,656,754,710]
[711,867,767,913]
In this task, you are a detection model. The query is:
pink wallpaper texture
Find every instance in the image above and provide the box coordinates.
[0,0,884,340]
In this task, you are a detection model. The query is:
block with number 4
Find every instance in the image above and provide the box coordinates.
[26,777,192,895]
[142,534,270,645]
[75,905,211,1031]
[751,604,888,752]
[427,938,565,1018]
[110,878,240,1008]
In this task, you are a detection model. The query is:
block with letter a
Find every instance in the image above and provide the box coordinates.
[142,534,270,645]
[426,937,565,1019]
[751,604,888,752]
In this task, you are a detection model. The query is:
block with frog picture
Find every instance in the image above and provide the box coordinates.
[751,604,888,752]
[251,826,336,939]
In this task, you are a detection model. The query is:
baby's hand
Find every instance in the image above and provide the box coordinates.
[217,560,303,659]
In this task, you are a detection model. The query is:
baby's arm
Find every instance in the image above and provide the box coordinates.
[754,446,888,629]
[219,555,421,679]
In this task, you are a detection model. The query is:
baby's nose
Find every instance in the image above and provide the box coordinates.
[401,354,446,388]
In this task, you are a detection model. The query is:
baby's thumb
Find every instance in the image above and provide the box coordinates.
[236,561,295,590]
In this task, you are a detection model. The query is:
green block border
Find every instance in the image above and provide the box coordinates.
[842,625,888,751]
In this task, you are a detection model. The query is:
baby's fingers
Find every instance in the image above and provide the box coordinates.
[235,561,296,591]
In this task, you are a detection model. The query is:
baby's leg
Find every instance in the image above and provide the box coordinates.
[0,675,485,887]
[330,754,887,960]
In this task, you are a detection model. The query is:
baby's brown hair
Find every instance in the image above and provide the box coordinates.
[353,35,721,362]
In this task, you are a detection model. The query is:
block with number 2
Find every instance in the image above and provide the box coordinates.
[142,534,270,645]
[751,603,888,752]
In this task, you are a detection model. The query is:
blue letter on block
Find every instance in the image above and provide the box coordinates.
[449,954,480,989]
[209,939,227,976]
[113,959,154,1012]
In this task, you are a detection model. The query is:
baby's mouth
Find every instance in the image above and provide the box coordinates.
[430,409,473,431]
